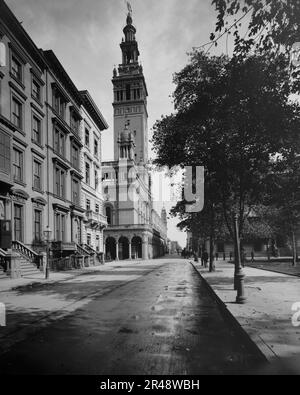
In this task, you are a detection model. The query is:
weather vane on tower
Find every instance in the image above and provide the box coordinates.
[125,1,132,15]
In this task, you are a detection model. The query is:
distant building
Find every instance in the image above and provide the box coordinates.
[170,241,181,255]
[102,11,168,261]
[79,90,108,255]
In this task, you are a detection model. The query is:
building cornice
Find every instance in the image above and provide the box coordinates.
[11,188,29,200]
[52,156,71,171]
[70,134,83,148]
[70,169,84,180]
[80,90,109,131]
[31,147,45,160]
[0,3,46,71]
[52,115,70,135]
[52,203,70,213]
[31,102,45,118]
[0,115,15,133]
[43,50,82,107]
[31,196,47,206]
[30,68,45,86]
[9,81,27,101]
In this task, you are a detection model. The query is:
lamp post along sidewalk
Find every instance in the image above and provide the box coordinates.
[43,226,52,279]
[233,214,246,304]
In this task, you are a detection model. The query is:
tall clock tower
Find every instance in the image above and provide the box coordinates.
[112,11,148,164]
[102,8,168,262]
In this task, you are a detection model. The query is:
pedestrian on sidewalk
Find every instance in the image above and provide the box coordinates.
[194,253,199,263]
[201,253,204,266]
[251,250,254,263]
[229,251,233,262]
[223,252,226,261]
[202,251,209,268]
[215,252,219,261]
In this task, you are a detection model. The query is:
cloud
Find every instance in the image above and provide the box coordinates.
[5,0,219,245]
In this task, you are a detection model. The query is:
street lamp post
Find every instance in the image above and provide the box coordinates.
[233,214,246,304]
[43,226,52,280]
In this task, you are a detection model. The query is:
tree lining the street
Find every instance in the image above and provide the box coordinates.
[212,0,300,53]
[171,183,230,272]
[264,154,300,265]
[152,49,300,264]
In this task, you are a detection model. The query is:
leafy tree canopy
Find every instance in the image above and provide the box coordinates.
[212,0,300,53]
[152,49,300,238]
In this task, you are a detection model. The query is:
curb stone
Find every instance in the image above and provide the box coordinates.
[190,261,271,366]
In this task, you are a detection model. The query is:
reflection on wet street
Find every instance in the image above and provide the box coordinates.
[0,261,265,375]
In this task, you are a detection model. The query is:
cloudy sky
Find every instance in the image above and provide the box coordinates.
[6,0,226,247]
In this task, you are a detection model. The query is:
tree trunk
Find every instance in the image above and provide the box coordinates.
[292,231,297,267]
[267,239,271,262]
[209,205,215,273]
[209,234,215,272]
[233,216,240,290]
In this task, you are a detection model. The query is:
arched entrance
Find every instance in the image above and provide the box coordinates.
[132,236,142,259]
[105,237,116,261]
[119,237,129,260]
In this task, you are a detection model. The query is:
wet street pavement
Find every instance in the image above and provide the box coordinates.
[0,260,265,375]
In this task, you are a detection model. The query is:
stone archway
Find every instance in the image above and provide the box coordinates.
[119,236,130,260]
[105,237,116,261]
[132,236,142,259]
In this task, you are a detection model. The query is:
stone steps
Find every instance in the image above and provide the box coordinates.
[19,259,40,277]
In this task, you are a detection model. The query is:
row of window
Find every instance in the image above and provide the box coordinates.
[53,127,100,170]
[11,53,82,138]
[11,104,82,165]
[13,147,43,190]
[0,131,10,175]
[11,149,101,204]
[85,199,100,213]
[84,128,99,157]
[13,203,103,246]
[86,233,101,252]
[11,147,80,202]
[13,203,65,243]
[11,95,42,146]
[53,128,84,172]
[54,166,100,208]
[115,85,141,102]
[13,204,43,243]
[84,162,99,189]
[54,165,81,207]
[52,89,81,135]
[11,53,42,103]
[10,50,103,162]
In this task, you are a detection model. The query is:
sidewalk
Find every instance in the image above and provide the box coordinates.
[193,261,300,374]
[0,259,144,293]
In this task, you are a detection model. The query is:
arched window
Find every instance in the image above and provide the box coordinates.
[106,206,112,225]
